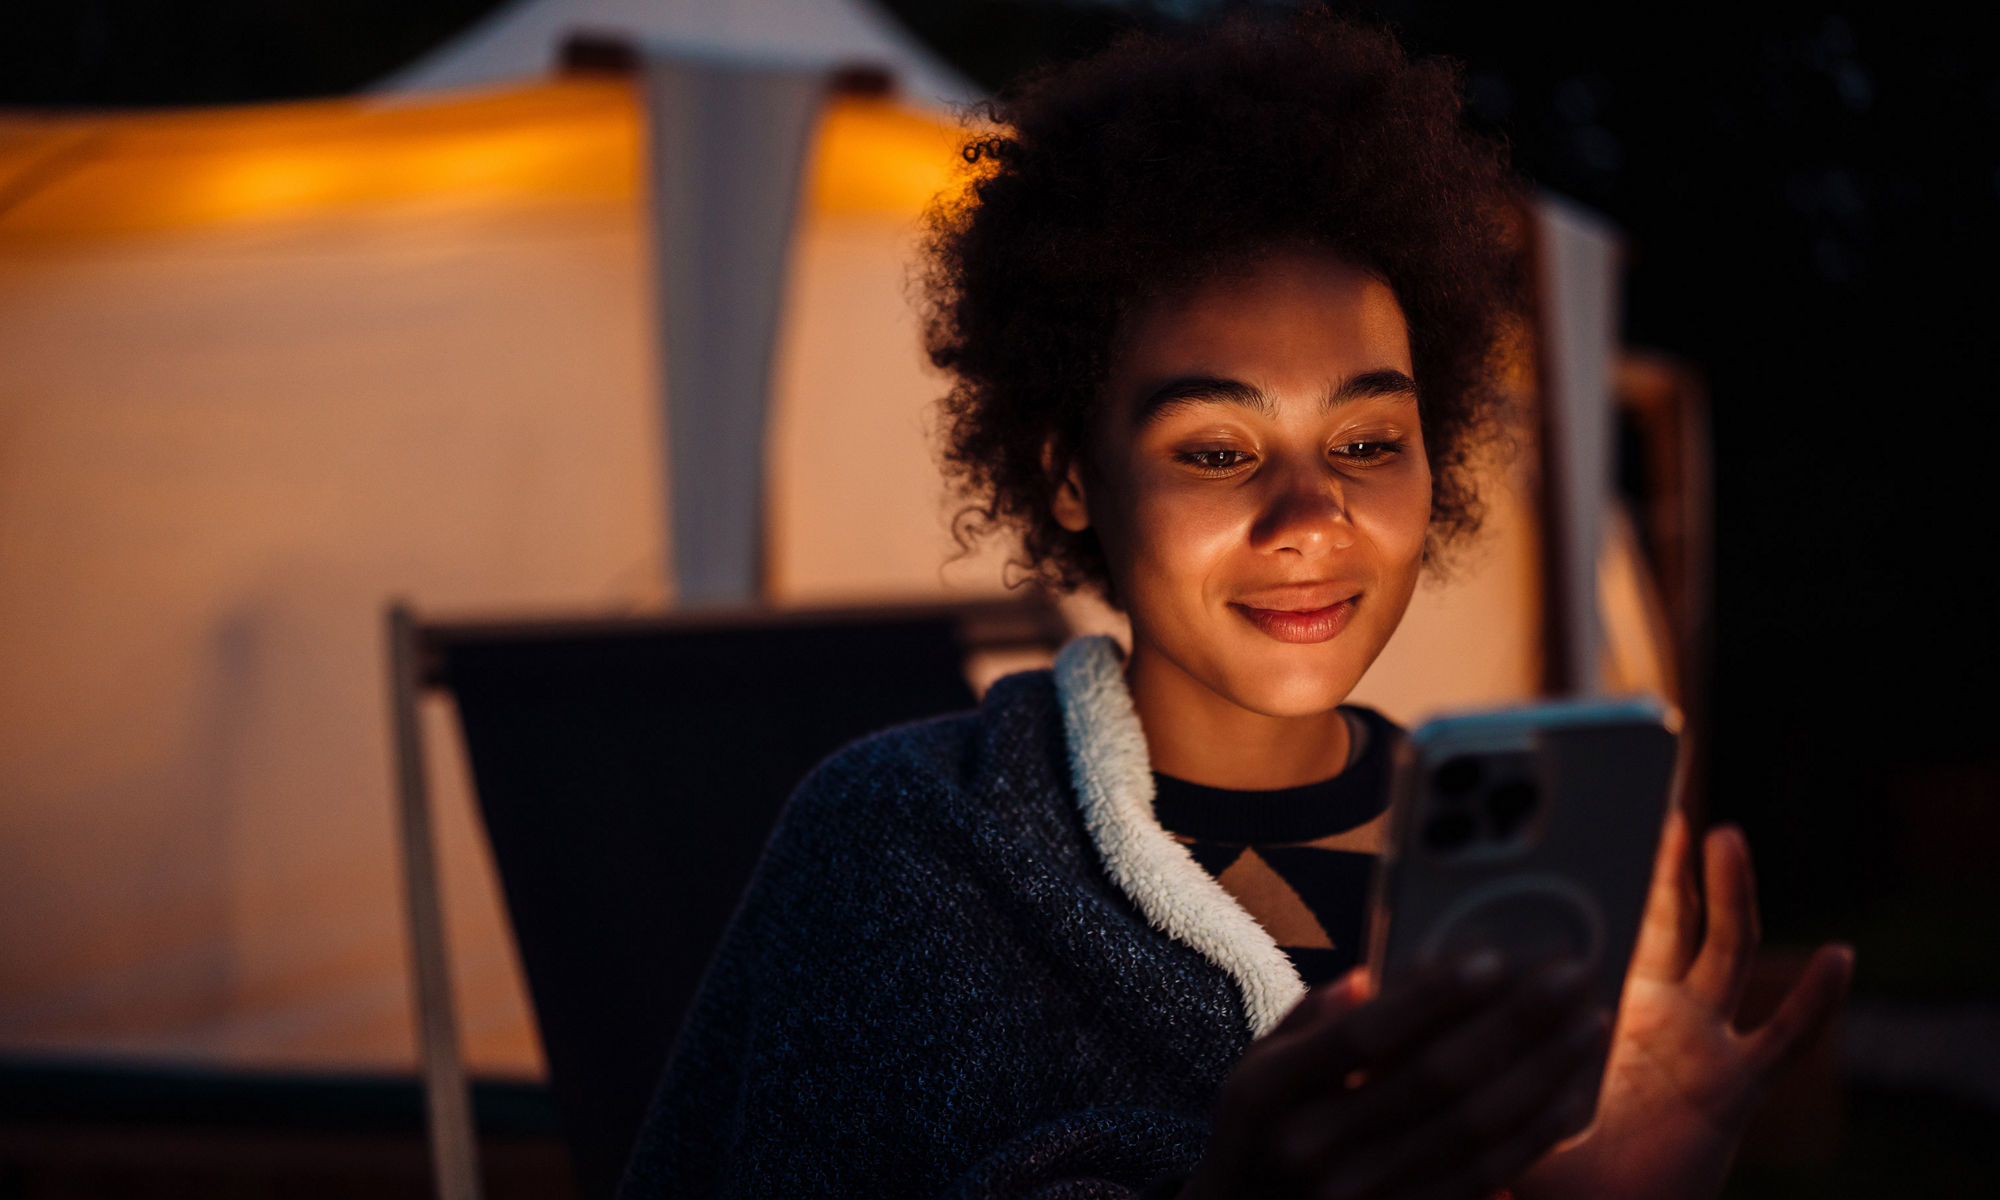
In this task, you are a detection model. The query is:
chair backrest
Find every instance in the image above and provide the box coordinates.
[421,599,1063,1198]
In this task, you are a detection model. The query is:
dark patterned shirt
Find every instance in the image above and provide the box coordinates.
[1153,706,1401,987]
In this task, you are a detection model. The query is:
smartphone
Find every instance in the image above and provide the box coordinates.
[1365,697,1682,1113]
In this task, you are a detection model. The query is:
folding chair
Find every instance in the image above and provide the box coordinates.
[387,598,1067,1199]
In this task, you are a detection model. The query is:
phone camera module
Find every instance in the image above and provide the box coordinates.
[1434,757,1483,797]
[1486,780,1537,837]
[1422,809,1478,852]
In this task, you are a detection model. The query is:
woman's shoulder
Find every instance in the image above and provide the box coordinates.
[739,661,1117,946]
[781,664,1072,831]
[811,664,1058,779]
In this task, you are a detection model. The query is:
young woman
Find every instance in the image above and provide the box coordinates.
[619,10,1852,1198]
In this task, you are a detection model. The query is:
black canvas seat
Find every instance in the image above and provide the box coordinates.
[389,598,1064,1199]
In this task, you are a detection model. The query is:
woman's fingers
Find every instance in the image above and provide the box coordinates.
[1205,971,1374,1188]
[1743,943,1855,1080]
[1272,968,1372,1038]
[1685,824,1761,1014]
[1282,961,1595,1178]
[1353,962,1589,1131]
[1628,806,1701,982]
[1256,955,1506,1105]
[1397,1043,1604,1200]
[1201,959,1510,1196]
[1310,991,1608,1200]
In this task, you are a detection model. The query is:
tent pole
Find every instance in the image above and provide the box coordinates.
[1531,194,1625,697]
[642,51,831,605]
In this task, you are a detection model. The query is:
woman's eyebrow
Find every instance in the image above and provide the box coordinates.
[1331,368,1420,406]
[1131,376,1269,427]
[1131,368,1418,428]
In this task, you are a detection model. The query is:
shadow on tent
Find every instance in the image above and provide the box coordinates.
[386,596,1068,1200]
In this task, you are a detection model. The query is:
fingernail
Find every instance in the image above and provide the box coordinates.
[1459,949,1504,987]
[1344,965,1375,1000]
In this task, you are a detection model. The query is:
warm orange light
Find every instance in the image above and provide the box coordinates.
[0,81,643,241]
[807,96,968,217]
[0,81,972,244]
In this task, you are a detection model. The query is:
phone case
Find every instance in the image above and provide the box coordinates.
[1365,697,1682,1112]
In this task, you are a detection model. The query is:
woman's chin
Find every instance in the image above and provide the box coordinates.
[1218,657,1366,720]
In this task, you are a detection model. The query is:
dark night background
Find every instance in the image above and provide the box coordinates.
[5,0,1995,1191]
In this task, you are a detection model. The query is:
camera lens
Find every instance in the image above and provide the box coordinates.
[1423,809,1477,852]
[1487,780,1537,837]
[1435,757,1483,796]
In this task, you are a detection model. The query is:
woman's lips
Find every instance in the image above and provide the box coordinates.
[1231,597,1358,644]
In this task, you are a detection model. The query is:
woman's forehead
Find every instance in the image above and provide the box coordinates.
[1104,250,1414,409]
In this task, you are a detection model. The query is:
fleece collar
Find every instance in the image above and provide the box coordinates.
[1053,635,1306,1038]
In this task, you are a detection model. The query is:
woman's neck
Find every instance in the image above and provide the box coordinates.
[1126,645,1353,790]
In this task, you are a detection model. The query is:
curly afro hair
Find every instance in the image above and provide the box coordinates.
[922,6,1522,598]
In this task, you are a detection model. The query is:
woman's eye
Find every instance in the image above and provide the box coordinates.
[1334,440,1404,463]
[1179,449,1252,473]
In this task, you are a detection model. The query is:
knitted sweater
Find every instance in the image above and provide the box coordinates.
[618,636,1319,1198]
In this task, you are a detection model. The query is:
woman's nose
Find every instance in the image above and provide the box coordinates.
[1248,463,1355,556]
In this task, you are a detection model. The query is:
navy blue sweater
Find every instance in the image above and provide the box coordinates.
[618,665,1256,1197]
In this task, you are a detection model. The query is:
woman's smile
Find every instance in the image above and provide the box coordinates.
[1230,595,1359,644]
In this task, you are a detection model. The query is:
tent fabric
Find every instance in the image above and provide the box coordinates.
[371,0,977,107]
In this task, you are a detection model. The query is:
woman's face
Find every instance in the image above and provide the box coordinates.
[1056,249,1432,722]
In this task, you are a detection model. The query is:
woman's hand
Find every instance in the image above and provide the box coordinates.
[1183,955,1610,1200]
[1515,810,1855,1200]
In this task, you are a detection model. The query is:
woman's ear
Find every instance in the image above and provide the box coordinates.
[1051,462,1091,532]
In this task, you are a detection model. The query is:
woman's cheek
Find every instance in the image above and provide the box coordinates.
[1355,463,1433,570]
[1128,482,1250,575]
